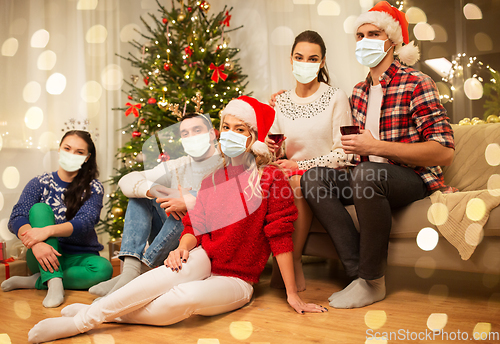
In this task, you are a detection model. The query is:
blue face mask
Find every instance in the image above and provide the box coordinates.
[219,130,249,158]
[355,38,391,68]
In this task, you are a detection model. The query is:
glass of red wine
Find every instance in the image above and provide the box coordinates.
[340,123,359,167]
[268,133,285,161]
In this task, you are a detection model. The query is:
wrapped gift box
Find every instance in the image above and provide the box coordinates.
[108,239,122,261]
[0,259,28,283]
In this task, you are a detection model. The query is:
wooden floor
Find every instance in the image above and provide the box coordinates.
[1,259,499,344]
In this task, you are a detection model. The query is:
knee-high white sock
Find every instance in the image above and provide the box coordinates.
[43,277,65,308]
[61,303,91,317]
[105,257,142,296]
[88,275,121,296]
[1,273,40,292]
[329,276,386,309]
[28,316,80,343]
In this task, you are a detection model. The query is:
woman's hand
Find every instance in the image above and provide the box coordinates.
[21,227,52,249]
[268,89,286,107]
[265,136,287,154]
[164,247,190,272]
[276,159,299,176]
[287,292,328,314]
[31,242,62,273]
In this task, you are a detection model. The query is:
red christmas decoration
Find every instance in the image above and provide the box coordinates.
[184,46,193,57]
[132,131,141,138]
[125,103,142,117]
[209,63,228,83]
[144,76,149,85]
[187,6,192,12]
[164,63,171,71]
[220,11,231,27]
[162,18,168,24]
[147,98,157,104]
[158,152,170,162]
[128,95,133,100]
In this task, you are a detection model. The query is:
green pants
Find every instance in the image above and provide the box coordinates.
[26,203,113,290]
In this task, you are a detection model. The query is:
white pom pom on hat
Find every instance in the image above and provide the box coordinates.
[354,1,420,66]
[220,96,275,155]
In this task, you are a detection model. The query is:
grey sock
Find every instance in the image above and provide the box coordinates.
[1,273,40,292]
[328,278,360,302]
[104,256,142,296]
[43,277,65,308]
[88,275,121,296]
[28,316,80,343]
[329,276,386,309]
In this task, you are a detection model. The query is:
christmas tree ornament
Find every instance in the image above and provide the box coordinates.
[177,12,186,21]
[158,100,169,111]
[187,6,192,12]
[111,206,124,217]
[132,130,141,138]
[223,37,231,45]
[210,63,228,83]
[192,92,204,113]
[224,60,234,71]
[130,74,139,84]
[153,68,161,77]
[147,98,157,104]
[135,152,145,163]
[162,18,168,24]
[125,103,142,117]
[184,46,193,57]
[164,62,171,71]
[200,0,210,14]
[487,114,500,123]
[220,10,231,27]
[158,152,170,162]
[143,76,149,85]
[128,95,133,100]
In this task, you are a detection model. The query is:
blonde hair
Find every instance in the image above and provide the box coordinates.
[214,115,278,199]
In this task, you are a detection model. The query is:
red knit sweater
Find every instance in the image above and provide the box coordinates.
[181,164,297,284]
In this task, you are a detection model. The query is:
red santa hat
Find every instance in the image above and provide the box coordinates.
[354,1,420,66]
[220,96,275,156]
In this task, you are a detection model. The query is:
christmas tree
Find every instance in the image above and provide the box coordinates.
[100,0,248,241]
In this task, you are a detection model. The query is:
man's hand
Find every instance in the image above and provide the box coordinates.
[21,227,51,249]
[148,185,176,199]
[157,186,193,220]
[269,89,286,107]
[31,242,61,273]
[341,129,376,156]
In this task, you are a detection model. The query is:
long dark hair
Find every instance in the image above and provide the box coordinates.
[291,30,330,85]
[60,130,98,220]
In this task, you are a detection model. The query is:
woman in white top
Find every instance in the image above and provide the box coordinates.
[267,30,351,291]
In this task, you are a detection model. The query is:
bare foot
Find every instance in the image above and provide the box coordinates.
[294,260,306,292]
[270,257,285,289]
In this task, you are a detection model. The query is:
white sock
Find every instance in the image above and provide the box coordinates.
[104,257,142,296]
[61,303,90,317]
[43,278,65,308]
[28,316,80,343]
[1,273,40,291]
[328,278,360,302]
[329,276,386,309]
[88,275,121,296]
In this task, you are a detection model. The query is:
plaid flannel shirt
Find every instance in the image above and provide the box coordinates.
[350,60,455,192]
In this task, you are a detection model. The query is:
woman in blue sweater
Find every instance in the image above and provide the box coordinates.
[1,130,112,308]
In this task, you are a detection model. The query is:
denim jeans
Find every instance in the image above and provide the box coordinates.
[301,162,429,280]
[119,195,194,268]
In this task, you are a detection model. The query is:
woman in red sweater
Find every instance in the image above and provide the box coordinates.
[28,96,327,343]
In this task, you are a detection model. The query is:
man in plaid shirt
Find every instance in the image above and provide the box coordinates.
[301,1,454,309]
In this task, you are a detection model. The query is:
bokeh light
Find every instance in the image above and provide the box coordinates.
[344,15,359,34]
[473,323,491,340]
[31,29,50,48]
[364,310,387,329]
[229,321,253,340]
[37,50,57,70]
[92,334,115,344]
[271,26,295,46]
[427,202,448,226]
[317,0,341,16]
[0,333,11,344]
[464,77,483,100]
[3,166,20,190]
[463,3,482,20]
[436,81,452,104]
[0,192,4,212]
[487,174,500,196]
[465,198,486,221]
[416,227,439,251]
[413,23,435,41]
[0,218,16,241]
[414,256,436,278]
[101,64,124,91]
[465,223,484,246]
[14,301,31,319]
[405,7,427,24]
[428,284,449,304]
[431,24,448,43]
[120,24,143,43]
[359,0,374,9]
[46,73,67,95]
[81,81,103,102]
[1,38,19,56]
[23,81,42,103]
[474,33,493,52]
[86,25,108,44]
[77,0,98,10]
[25,107,44,130]
[38,131,59,154]
[485,143,500,166]
[427,313,448,331]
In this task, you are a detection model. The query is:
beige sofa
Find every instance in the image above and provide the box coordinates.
[302,123,500,274]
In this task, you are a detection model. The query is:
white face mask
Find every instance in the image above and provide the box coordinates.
[219,131,249,158]
[355,38,391,68]
[59,150,88,172]
[292,60,321,84]
[181,132,211,158]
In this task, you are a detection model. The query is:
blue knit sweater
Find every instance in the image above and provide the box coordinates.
[9,171,104,254]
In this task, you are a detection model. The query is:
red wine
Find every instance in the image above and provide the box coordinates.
[340,125,360,135]
[268,134,284,144]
